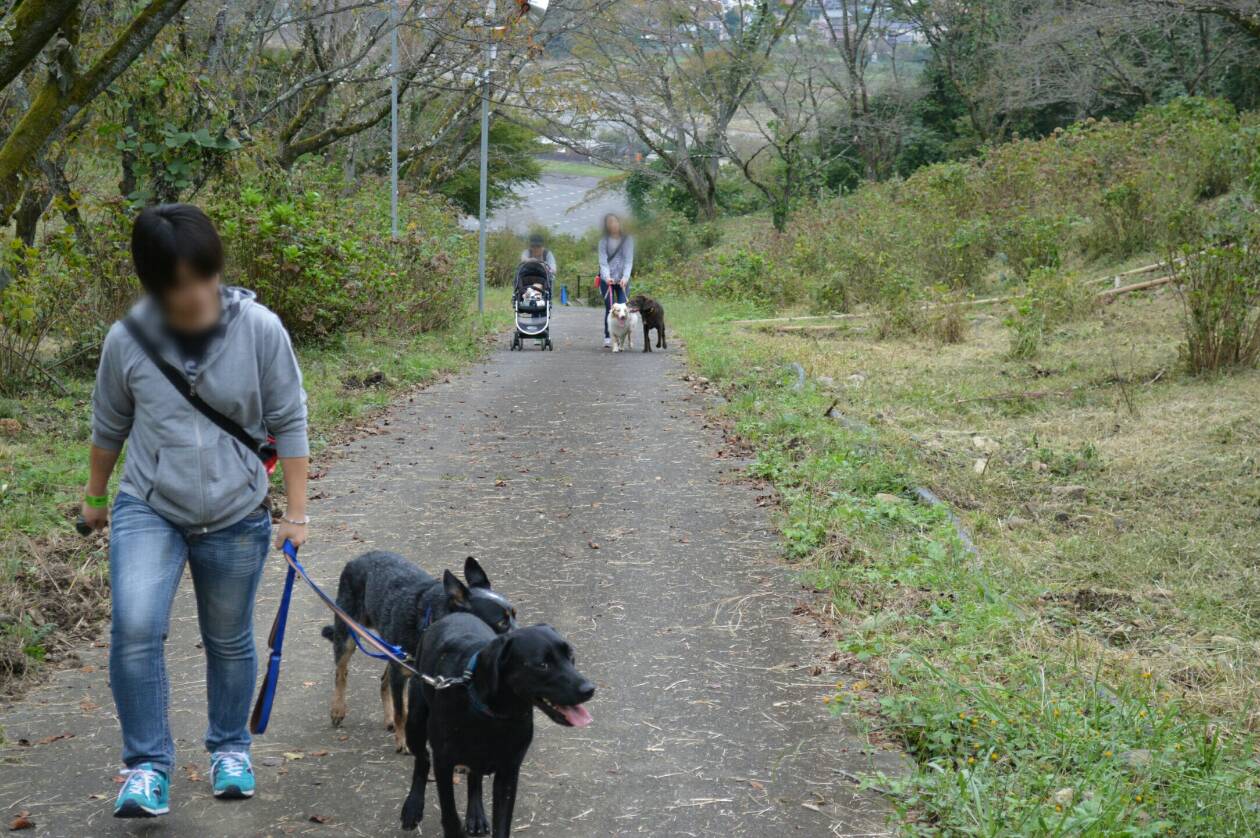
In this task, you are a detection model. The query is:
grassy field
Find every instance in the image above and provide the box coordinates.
[537,157,619,179]
[668,286,1260,836]
[0,291,512,700]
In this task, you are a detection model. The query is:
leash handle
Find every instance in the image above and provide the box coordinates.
[250,539,298,735]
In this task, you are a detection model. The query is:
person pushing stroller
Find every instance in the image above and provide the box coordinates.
[520,233,556,281]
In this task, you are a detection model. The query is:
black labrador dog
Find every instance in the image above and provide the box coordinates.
[401,614,595,837]
[323,552,516,750]
[629,294,666,352]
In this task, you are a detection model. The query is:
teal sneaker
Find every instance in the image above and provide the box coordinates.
[113,764,170,818]
[210,751,255,799]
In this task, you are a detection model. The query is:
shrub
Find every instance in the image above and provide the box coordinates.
[1173,243,1260,375]
[215,171,474,342]
[873,271,927,339]
[928,299,969,344]
[703,248,775,305]
[1005,268,1095,359]
[994,215,1071,279]
[486,231,523,288]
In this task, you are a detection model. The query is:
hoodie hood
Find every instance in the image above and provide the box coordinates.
[130,286,258,371]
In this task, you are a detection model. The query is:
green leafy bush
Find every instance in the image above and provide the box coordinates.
[995,215,1071,279]
[1173,243,1260,375]
[1005,268,1095,359]
[703,248,774,304]
[215,169,473,342]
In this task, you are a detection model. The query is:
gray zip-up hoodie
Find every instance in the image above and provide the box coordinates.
[91,287,308,533]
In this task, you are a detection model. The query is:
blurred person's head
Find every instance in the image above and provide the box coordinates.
[131,204,224,329]
[603,213,623,238]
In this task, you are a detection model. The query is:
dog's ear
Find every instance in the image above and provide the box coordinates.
[464,556,491,589]
[443,570,470,608]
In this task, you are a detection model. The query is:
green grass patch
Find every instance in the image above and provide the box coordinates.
[537,158,619,179]
[668,294,1260,836]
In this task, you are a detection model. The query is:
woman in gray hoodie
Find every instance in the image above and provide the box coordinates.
[82,204,309,818]
[597,213,634,347]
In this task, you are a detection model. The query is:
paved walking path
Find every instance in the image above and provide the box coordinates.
[0,306,898,836]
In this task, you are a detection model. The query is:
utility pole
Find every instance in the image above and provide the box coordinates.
[477,0,497,315]
[389,0,400,240]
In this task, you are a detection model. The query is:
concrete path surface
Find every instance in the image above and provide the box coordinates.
[0,306,899,837]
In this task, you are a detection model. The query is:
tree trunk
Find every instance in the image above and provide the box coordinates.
[14,178,52,246]
[0,0,192,224]
[0,0,81,93]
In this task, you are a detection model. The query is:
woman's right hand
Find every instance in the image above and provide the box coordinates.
[81,502,109,531]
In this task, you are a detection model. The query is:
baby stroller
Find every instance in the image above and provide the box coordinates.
[511,260,554,351]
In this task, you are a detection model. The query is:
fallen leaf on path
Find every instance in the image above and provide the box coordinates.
[283,752,305,761]
[588,541,600,550]
[80,697,99,712]
[17,732,74,747]
[308,750,329,757]
[303,680,317,687]
[88,794,107,801]
[8,812,33,831]
[308,814,330,824]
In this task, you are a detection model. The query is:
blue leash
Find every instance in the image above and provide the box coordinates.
[250,540,298,734]
[250,540,417,735]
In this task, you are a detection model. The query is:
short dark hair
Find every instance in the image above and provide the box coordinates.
[528,233,545,247]
[131,204,224,296]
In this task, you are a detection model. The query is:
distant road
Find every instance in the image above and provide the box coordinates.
[463,172,628,237]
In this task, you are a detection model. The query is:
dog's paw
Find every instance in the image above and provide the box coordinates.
[330,704,347,728]
[400,795,424,831]
[465,805,490,836]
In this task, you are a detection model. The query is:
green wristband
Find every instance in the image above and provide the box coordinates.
[84,494,109,509]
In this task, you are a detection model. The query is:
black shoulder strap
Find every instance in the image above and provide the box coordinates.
[122,317,271,462]
[605,237,625,263]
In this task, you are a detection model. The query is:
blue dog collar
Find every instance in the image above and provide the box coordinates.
[463,651,509,720]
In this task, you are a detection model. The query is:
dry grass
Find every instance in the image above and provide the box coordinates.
[749,288,1260,721]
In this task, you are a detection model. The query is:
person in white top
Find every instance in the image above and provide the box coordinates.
[597,213,634,347]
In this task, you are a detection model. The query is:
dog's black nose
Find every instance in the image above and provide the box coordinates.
[576,681,595,703]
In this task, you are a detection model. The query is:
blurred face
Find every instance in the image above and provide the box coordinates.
[161,261,222,330]
[605,215,622,237]
[530,244,544,257]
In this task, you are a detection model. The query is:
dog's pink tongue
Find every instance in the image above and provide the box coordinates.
[559,704,593,728]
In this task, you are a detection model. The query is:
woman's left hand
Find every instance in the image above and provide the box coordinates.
[275,518,308,550]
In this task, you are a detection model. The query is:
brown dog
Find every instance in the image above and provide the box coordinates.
[629,294,666,352]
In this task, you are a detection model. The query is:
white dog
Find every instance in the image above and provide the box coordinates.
[607,302,639,352]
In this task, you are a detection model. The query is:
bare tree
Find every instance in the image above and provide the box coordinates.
[526,0,809,220]
[725,36,846,229]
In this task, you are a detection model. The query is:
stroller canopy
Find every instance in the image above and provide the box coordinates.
[514,260,552,298]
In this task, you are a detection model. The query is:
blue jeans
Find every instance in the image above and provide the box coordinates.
[109,492,271,772]
[600,279,628,338]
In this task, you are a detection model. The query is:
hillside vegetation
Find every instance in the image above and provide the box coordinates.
[648,99,1260,835]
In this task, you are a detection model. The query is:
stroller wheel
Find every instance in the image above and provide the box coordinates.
[545,339,554,351]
